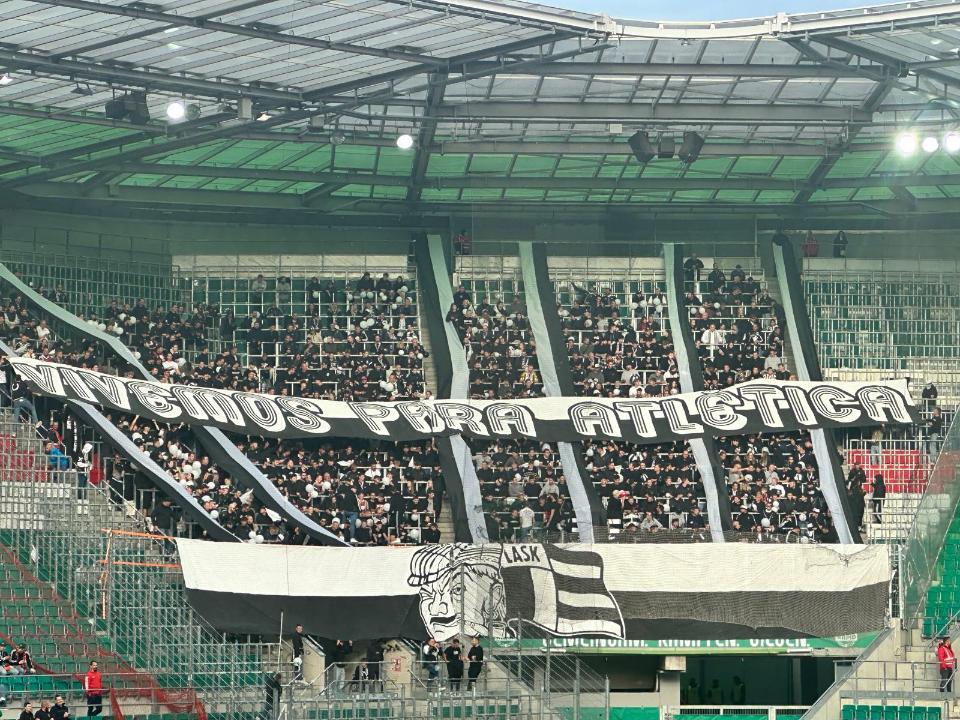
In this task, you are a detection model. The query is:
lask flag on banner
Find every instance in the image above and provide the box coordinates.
[7,356,918,443]
[176,540,891,641]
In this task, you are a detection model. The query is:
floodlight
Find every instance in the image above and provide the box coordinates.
[895,132,918,156]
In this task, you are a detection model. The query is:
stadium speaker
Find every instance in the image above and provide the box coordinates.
[678,131,705,164]
[658,135,675,159]
[627,131,655,163]
[104,91,151,125]
[104,97,127,120]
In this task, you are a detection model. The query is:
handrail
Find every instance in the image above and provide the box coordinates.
[902,411,960,624]
[800,623,894,719]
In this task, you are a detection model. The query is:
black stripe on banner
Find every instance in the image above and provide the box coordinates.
[414,234,473,543]
[185,589,425,640]
[668,243,733,533]
[773,235,861,544]
[530,242,604,531]
[613,583,888,638]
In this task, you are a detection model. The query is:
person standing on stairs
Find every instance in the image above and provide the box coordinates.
[83,661,102,717]
[938,638,957,694]
[444,638,464,692]
[871,474,886,525]
[466,637,484,691]
[291,623,305,682]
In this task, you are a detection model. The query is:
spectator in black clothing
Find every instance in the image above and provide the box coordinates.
[350,661,370,692]
[922,382,939,410]
[683,254,705,282]
[149,496,182,547]
[833,230,848,258]
[328,640,352,689]
[847,474,866,530]
[50,697,69,720]
[19,702,33,720]
[871,473,886,524]
[444,638,464,691]
[35,701,51,720]
[291,624,305,681]
[467,638,484,690]
[365,640,384,692]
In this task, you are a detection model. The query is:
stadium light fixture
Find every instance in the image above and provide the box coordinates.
[166,100,186,121]
[922,136,940,153]
[396,133,415,150]
[945,132,960,153]
[104,91,150,125]
[627,131,655,163]
[895,132,918,157]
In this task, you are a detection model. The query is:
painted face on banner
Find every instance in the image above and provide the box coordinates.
[408,544,507,641]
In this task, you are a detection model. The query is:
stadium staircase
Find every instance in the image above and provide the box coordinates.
[415,277,457,545]
[802,426,960,719]
[0,410,274,720]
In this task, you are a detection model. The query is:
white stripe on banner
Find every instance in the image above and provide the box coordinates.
[518,241,595,544]
[531,566,558,630]
[556,619,625,637]
[427,235,489,543]
[549,559,601,580]
[557,590,618,610]
[772,242,854,545]
[663,243,726,543]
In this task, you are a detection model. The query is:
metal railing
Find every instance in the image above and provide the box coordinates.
[0,249,184,320]
[0,414,277,720]
[900,411,960,624]
[670,706,808,718]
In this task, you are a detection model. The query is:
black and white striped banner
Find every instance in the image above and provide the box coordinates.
[8,356,918,443]
[178,539,890,641]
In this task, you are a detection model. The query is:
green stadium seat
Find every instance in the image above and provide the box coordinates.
[855,707,871,720]
[843,706,855,720]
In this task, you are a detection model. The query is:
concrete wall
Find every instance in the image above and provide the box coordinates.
[3,208,960,266]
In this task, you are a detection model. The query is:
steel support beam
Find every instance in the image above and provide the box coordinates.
[26,0,445,66]
[455,62,877,78]
[814,35,960,91]
[0,50,303,103]
[406,73,447,203]
[54,0,275,58]
[436,140,891,156]
[302,33,579,100]
[40,160,960,191]
[794,76,896,203]
[434,101,873,123]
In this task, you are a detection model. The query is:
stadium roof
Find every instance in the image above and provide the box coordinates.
[3,0,960,224]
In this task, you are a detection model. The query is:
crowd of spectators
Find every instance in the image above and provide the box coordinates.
[446,283,576,540]
[0,271,444,546]
[558,278,708,539]
[3,260,949,545]
[446,274,709,540]
[685,257,839,542]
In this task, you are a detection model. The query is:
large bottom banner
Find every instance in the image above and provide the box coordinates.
[177,540,889,642]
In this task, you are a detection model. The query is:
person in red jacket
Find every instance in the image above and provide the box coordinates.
[83,661,103,717]
[938,638,956,693]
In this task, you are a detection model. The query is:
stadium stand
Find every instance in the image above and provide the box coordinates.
[0,262,446,546]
